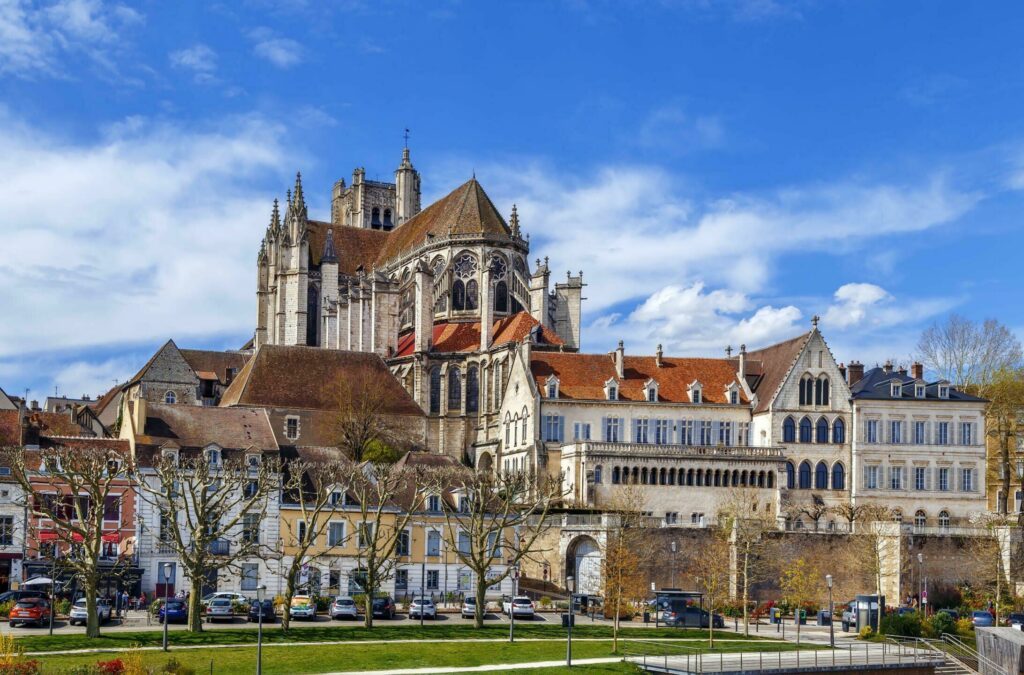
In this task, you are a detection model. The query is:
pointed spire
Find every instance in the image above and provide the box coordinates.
[286,189,292,208]
[270,198,280,230]
[510,204,520,237]
[322,228,339,264]
[258,238,267,262]
[292,172,305,210]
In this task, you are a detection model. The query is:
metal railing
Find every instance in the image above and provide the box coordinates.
[885,634,1007,675]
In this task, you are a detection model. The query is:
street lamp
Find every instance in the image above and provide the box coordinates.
[256,585,266,675]
[918,553,924,616]
[670,541,677,588]
[825,574,834,648]
[49,551,57,636]
[565,575,575,668]
[161,563,172,652]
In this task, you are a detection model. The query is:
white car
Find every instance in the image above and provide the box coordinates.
[503,596,535,619]
[202,592,248,607]
[205,598,235,622]
[330,596,359,620]
[461,596,477,619]
[69,598,112,626]
[408,597,436,619]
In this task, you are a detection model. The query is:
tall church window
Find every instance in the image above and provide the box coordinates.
[465,280,479,311]
[383,209,394,230]
[399,286,415,328]
[783,416,796,443]
[832,418,845,444]
[831,462,845,490]
[799,416,812,443]
[448,368,462,411]
[452,254,478,312]
[815,461,828,489]
[815,377,830,405]
[816,417,829,443]
[429,368,441,414]
[466,367,479,413]
[452,280,466,311]
[785,461,795,489]
[370,207,382,229]
[494,281,508,313]
[798,461,812,489]
[799,375,813,405]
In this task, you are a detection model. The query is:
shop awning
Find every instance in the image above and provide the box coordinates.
[102,532,120,543]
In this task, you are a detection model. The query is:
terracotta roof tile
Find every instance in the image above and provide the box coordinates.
[394,312,563,357]
[0,410,20,446]
[530,353,748,404]
[30,412,89,437]
[89,384,122,416]
[220,345,423,416]
[307,221,391,275]
[745,331,811,413]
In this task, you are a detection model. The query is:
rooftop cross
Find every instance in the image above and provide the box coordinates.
[403,128,410,148]
[812,315,821,328]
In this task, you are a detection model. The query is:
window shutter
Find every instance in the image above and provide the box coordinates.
[632,418,640,442]
[972,422,978,446]
[558,416,565,443]
[925,467,931,491]
[711,421,720,444]
[886,466,892,490]
[863,464,870,489]
[601,417,607,442]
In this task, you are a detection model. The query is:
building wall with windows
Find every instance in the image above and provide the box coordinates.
[850,364,987,527]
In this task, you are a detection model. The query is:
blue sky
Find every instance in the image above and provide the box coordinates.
[2,0,1024,402]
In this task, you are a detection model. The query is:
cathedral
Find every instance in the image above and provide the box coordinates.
[255,147,584,463]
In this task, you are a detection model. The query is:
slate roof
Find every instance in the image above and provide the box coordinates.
[219,345,423,416]
[179,349,249,385]
[0,410,20,446]
[530,353,748,404]
[744,331,812,413]
[394,312,564,357]
[850,366,987,402]
[137,403,279,450]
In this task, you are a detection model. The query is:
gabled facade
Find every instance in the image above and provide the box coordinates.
[0,388,16,412]
[121,340,249,412]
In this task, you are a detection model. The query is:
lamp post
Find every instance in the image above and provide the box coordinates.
[565,575,575,668]
[917,553,924,615]
[509,563,518,643]
[825,574,834,648]
[1017,460,1024,526]
[49,551,57,636]
[256,585,266,675]
[420,558,426,628]
[161,563,172,652]
[670,541,677,588]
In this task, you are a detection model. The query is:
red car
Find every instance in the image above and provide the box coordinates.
[9,598,52,628]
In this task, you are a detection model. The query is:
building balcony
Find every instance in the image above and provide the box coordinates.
[560,441,785,461]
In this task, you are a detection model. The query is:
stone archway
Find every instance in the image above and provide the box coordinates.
[566,535,602,596]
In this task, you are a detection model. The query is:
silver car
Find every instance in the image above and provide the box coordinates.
[69,598,111,626]
[461,596,477,619]
[205,598,235,622]
[409,597,436,619]
[330,596,359,620]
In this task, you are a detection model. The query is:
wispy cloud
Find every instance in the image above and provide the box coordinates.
[636,104,724,152]
[248,27,303,68]
[169,43,218,84]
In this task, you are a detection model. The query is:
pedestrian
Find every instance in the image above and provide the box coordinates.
[122,590,129,615]
[140,591,147,608]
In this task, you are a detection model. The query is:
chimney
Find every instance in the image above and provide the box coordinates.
[738,344,747,381]
[614,340,624,379]
[897,365,907,377]
[847,361,865,385]
[21,416,38,447]
[655,344,663,368]
[838,362,847,380]
[883,360,893,374]
[911,362,924,380]
[30,400,39,411]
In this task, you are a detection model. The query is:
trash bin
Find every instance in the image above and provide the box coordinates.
[643,611,650,623]
[561,613,575,628]
[770,608,781,624]
[817,610,832,626]
[796,609,807,625]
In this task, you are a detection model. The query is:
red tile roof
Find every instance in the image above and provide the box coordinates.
[530,353,748,404]
[180,350,250,386]
[0,410,20,447]
[29,412,89,437]
[89,384,122,416]
[394,312,563,357]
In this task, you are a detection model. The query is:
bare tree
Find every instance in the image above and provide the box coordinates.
[333,368,416,463]
[984,369,1024,521]
[917,314,1022,391]
[429,467,565,629]
[3,444,131,638]
[719,488,776,636]
[968,513,1014,625]
[602,487,652,652]
[689,533,731,648]
[348,460,425,628]
[131,451,280,632]
[278,449,354,633]
[779,557,819,644]
[849,504,897,630]
[830,503,865,532]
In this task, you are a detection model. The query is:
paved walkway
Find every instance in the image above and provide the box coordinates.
[322,658,622,674]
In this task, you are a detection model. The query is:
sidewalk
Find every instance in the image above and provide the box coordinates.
[323,657,622,674]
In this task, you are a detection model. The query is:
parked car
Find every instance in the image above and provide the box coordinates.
[371,596,396,619]
[896,607,917,616]
[205,598,235,622]
[461,596,477,619]
[9,598,51,628]
[664,606,724,629]
[158,599,188,624]
[69,598,112,626]
[502,596,535,619]
[971,611,994,628]
[409,597,436,620]
[248,599,276,623]
[289,595,317,621]
[1007,612,1024,630]
[330,596,359,620]
[202,592,248,607]
[938,608,960,621]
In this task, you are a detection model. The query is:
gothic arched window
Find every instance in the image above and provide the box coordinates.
[799,416,812,443]
[448,368,462,411]
[785,461,795,489]
[815,461,828,489]
[832,418,845,444]
[798,461,812,489]
[816,417,829,443]
[465,279,479,311]
[370,207,382,229]
[466,366,479,414]
[383,209,394,230]
[429,368,441,414]
[494,280,508,313]
[452,280,466,311]
[799,375,813,405]
[783,416,796,443]
[831,462,845,490]
[815,376,830,405]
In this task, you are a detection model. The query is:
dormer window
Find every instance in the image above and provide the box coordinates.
[246,454,260,470]
[891,383,902,398]
[206,447,221,468]
[938,385,949,399]
[427,495,441,512]
[604,378,619,401]
[644,379,659,402]
[915,385,925,399]
[725,383,740,405]
[688,381,703,404]
[545,376,560,399]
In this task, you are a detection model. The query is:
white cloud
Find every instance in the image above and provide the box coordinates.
[0,109,299,359]
[169,43,217,83]
[248,27,302,68]
[51,356,139,400]
[636,104,724,151]
[821,282,956,331]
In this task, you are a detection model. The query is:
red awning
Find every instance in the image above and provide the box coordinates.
[38,532,57,541]
[101,532,120,543]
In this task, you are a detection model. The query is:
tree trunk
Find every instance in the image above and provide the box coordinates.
[281,567,297,634]
[708,602,715,648]
[84,573,100,638]
[474,573,487,629]
[999,435,1011,515]
[612,593,619,653]
[188,575,204,632]
[742,552,750,637]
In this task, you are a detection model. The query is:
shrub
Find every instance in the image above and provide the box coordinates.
[0,662,40,674]
[539,596,552,608]
[316,596,330,612]
[881,612,922,638]
[55,598,71,616]
[930,585,962,611]
[96,659,125,674]
[161,658,196,675]
[931,611,956,636]
[858,625,874,640]
[0,602,13,619]
[955,617,974,636]
[231,600,248,614]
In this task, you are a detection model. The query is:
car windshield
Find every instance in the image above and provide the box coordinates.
[166,601,184,609]
[73,599,87,607]
[211,600,231,607]
[464,597,475,605]
[291,598,309,606]
[373,598,387,606]
[335,599,354,606]
[15,601,40,608]
[412,599,431,605]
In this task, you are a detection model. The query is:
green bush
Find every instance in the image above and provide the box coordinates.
[931,611,956,636]
[230,600,249,614]
[161,658,196,674]
[955,617,974,635]
[0,601,14,618]
[881,612,922,638]
[316,596,330,612]
[54,599,71,616]
[858,625,874,640]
